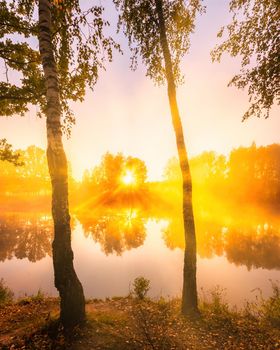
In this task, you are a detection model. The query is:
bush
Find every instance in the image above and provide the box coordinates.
[132,277,150,300]
[0,279,13,306]
[261,281,280,327]
[199,286,236,330]
[200,286,230,315]
[243,281,280,328]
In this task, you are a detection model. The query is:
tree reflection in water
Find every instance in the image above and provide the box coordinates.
[77,208,146,255]
[162,212,280,271]
[1,207,279,271]
[0,214,53,262]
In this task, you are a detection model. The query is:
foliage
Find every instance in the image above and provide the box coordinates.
[244,281,280,328]
[0,0,42,117]
[164,143,280,208]
[262,281,280,327]
[163,148,280,270]
[2,143,279,209]
[199,286,233,327]
[0,146,50,195]
[79,152,147,205]
[200,286,229,314]
[114,0,204,84]
[1,144,280,266]
[0,145,78,199]
[0,139,23,166]
[212,0,280,120]
[200,282,280,331]
[0,0,120,135]
[132,276,150,300]
[92,153,147,188]
[0,278,13,306]
[18,289,46,305]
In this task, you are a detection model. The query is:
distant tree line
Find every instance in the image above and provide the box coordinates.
[0,146,76,199]
[164,143,280,210]
[1,143,280,210]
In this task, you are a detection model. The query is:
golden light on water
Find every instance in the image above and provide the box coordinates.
[124,209,138,226]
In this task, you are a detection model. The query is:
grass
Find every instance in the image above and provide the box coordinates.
[0,279,13,306]
[0,280,279,349]
[17,289,46,306]
[243,280,280,328]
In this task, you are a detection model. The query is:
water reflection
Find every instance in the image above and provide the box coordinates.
[77,208,146,255]
[163,213,280,270]
[0,214,53,262]
[1,207,279,271]
[226,225,280,270]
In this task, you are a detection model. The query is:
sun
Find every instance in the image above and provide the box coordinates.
[121,169,136,186]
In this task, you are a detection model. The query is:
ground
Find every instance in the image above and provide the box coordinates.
[0,297,279,349]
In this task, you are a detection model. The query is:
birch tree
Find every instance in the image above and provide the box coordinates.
[114,0,203,315]
[0,0,118,327]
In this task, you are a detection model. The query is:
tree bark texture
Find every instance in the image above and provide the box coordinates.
[38,0,85,327]
[155,0,199,315]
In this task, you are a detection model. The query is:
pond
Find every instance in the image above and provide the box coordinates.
[0,206,279,307]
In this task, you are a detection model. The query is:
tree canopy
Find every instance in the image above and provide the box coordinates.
[212,0,280,120]
[0,139,23,165]
[0,0,119,134]
[114,0,203,84]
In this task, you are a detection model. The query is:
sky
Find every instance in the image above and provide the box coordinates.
[0,0,279,180]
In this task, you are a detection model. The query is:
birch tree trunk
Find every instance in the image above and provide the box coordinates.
[155,0,199,315]
[38,0,85,327]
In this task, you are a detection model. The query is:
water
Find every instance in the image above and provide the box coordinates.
[0,208,279,307]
